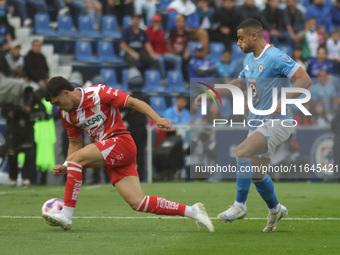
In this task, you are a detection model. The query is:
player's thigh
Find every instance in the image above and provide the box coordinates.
[236,131,268,158]
[115,176,145,209]
[68,144,106,168]
[252,157,270,180]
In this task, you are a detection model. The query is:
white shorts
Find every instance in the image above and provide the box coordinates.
[247,119,294,158]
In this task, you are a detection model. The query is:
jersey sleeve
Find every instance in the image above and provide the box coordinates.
[273,51,300,78]
[61,111,82,139]
[238,56,248,82]
[98,85,130,107]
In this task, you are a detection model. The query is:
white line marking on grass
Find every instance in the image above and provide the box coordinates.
[1,216,340,220]
[84,185,102,190]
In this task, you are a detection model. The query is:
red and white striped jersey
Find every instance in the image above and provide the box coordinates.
[61,85,130,141]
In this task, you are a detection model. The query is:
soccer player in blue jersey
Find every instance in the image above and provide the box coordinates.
[195,18,312,232]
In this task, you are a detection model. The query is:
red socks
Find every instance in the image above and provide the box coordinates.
[137,196,186,216]
[64,161,83,208]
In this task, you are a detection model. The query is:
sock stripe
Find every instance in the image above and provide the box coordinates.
[67,167,82,172]
[136,196,146,211]
[67,161,82,168]
[143,196,150,212]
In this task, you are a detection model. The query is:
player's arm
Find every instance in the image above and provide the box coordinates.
[195,78,246,105]
[287,66,313,99]
[126,97,173,130]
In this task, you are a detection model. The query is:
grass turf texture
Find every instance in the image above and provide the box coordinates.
[1,182,339,255]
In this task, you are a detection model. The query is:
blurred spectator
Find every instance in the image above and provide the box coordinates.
[213,0,240,49]
[214,49,237,78]
[0,7,11,51]
[188,43,217,78]
[293,102,315,126]
[306,46,333,78]
[292,46,306,70]
[167,0,209,56]
[298,18,320,59]
[146,14,182,80]
[83,0,102,29]
[262,0,289,46]
[23,40,49,87]
[64,0,87,28]
[311,70,336,112]
[238,0,271,42]
[103,0,134,27]
[7,0,32,26]
[123,92,147,182]
[167,14,190,81]
[189,100,203,125]
[164,95,190,125]
[313,101,332,127]
[305,0,333,34]
[197,0,215,29]
[326,28,340,73]
[134,0,156,27]
[283,0,305,45]
[120,13,158,71]
[331,0,340,29]
[4,41,24,78]
[201,103,225,124]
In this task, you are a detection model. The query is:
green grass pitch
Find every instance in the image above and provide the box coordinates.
[1,182,339,255]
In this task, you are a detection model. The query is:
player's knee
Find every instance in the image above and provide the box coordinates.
[67,153,85,167]
[236,146,251,158]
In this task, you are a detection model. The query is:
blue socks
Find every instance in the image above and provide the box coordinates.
[253,173,279,211]
[236,157,253,204]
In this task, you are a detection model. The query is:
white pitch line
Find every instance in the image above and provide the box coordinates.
[0,216,340,220]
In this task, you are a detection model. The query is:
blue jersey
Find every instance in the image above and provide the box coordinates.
[239,45,300,128]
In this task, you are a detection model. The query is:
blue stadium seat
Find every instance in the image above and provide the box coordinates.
[232,43,245,62]
[102,15,122,39]
[100,68,119,89]
[156,0,172,12]
[149,96,167,116]
[75,41,100,63]
[278,45,293,57]
[123,16,132,29]
[97,40,124,63]
[189,41,199,57]
[167,70,188,93]
[78,15,102,38]
[57,15,79,37]
[210,42,225,62]
[34,14,57,36]
[121,69,129,91]
[143,70,164,93]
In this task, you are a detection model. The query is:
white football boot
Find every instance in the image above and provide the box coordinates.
[263,205,288,232]
[192,203,215,232]
[42,211,72,230]
[217,204,247,222]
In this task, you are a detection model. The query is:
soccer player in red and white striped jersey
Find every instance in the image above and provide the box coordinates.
[42,76,214,232]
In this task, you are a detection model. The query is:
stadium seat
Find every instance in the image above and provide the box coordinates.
[232,43,245,62]
[143,70,164,93]
[57,15,79,37]
[189,41,199,57]
[149,96,167,116]
[278,45,293,57]
[34,14,57,36]
[210,42,225,62]
[102,15,122,39]
[78,15,102,38]
[75,41,100,63]
[97,40,124,63]
[121,69,129,91]
[123,16,132,29]
[100,68,119,89]
[167,71,188,93]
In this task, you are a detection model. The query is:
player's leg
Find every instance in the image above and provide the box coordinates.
[114,175,214,232]
[43,143,105,230]
[217,131,268,222]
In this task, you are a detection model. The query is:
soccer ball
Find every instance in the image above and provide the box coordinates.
[41,198,64,226]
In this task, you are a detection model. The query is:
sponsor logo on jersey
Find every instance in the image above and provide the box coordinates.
[282,54,291,62]
[245,65,249,70]
[249,82,259,98]
[78,114,105,129]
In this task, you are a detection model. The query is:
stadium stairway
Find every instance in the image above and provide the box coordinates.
[9,16,72,79]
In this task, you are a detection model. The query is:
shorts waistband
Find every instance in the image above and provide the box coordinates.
[104,131,130,140]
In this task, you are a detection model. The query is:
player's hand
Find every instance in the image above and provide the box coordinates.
[52,165,67,176]
[155,118,174,131]
[271,99,282,117]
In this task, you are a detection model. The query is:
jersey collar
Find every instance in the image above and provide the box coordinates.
[254,44,272,60]
[76,88,84,108]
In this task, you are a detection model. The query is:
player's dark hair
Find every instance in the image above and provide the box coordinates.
[237,18,263,37]
[45,76,75,102]
[317,45,328,55]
